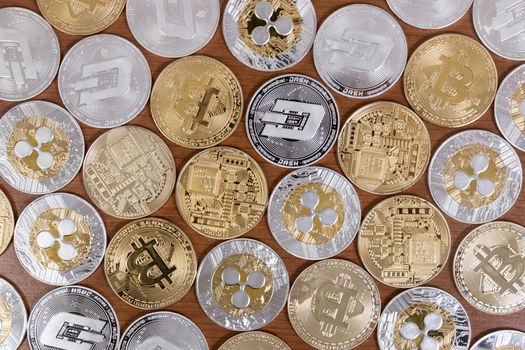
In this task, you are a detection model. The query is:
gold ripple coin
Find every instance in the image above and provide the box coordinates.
[404,33,497,128]
[219,331,291,350]
[151,56,243,149]
[104,218,197,310]
[83,126,176,219]
[0,189,14,256]
[454,221,525,314]
[176,147,268,239]
[288,259,380,350]
[36,0,126,35]
[358,195,450,288]
[337,102,430,195]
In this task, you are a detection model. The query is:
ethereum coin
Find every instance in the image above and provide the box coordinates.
[0,278,26,350]
[386,0,473,29]
[471,330,525,350]
[219,331,291,350]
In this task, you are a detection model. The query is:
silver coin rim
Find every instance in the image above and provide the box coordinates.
[470,330,525,350]
[0,277,27,350]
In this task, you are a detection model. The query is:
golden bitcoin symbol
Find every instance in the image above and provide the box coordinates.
[64,0,107,17]
[433,55,473,104]
[176,79,220,134]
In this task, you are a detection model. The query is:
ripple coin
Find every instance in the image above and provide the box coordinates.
[0,278,26,350]
[471,330,525,350]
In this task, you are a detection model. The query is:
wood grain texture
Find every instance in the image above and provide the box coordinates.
[1,0,524,349]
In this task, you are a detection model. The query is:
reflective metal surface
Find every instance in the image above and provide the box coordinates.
[0,278,26,350]
[386,0,473,29]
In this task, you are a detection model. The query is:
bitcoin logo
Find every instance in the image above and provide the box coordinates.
[0,29,38,89]
[41,313,107,350]
[0,298,12,344]
[251,1,293,46]
[61,0,107,17]
[400,312,443,350]
[432,55,473,105]
[176,79,220,134]
[155,0,205,39]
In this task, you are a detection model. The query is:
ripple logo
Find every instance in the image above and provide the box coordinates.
[251,1,293,46]
[222,267,266,308]
[295,191,337,234]
[400,312,443,350]
[453,153,495,197]
[14,126,55,170]
[36,218,78,261]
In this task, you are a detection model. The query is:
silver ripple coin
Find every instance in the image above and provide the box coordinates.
[14,193,106,286]
[246,74,339,168]
[429,130,522,224]
[0,101,84,195]
[268,166,361,260]
[0,278,26,350]
[58,34,151,128]
[0,7,60,102]
[119,312,208,350]
[471,330,525,350]
[28,285,119,350]
[223,0,316,71]
[196,238,289,331]
[474,0,525,60]
[314,4,407,98]
[377,287,471,350]
[127,0,220,58]
[386,0,473,29]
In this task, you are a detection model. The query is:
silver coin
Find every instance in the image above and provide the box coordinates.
[0,101,84,195]
[429,130,522,224]
[14,193,106,286]
[268,166,361,260]
[471,330,525,350]
[0,7,60,102]
[377,286,471,350]
[28,285,119,350]
[314,4,408,98]
[473,0,525,60]
[386,0,473,29]
[119,311,208,350]
[0,278,26,350]
[246,74,339,168]
[222,0,316,71]
[126,0,220,58]
[58,34,151,128]
[196,238,289,331]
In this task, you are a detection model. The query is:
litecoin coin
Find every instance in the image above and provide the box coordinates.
[223,0,316,71]
[246,74,339,168]
[0,8,60,102]
[0,278,26,350]
[471,330,525,350]
[288,259,380,350]
[151,56,243,148]
[268,166,361,260]
[119,312,208,350]
[0,101,84,195]
[377,287,471,350]
[105,218,197,310]
[429,130,522,224]
[386,0,473,29]
[28,286,119,350]
[176,147,268,239]
[314,4,407,99]
[405,33,498,128]
[359,195,451,288]
[14,193,106,286]
[127,0,220,58]
[337,102,430,194]
[83,126,176,219]
[0,189,14,256]
[219,332,291,350]
[454,222,525,314]
[196,238,289,331]
[58,34,151,128]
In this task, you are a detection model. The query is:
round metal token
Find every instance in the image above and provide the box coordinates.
[471,330,525,350]
[386,0,473,29]
[219,331,291,350]
[0,278,26,350]
[0,188,14,257]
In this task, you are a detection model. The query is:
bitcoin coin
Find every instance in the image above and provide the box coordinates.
[405,33,497,128]
[0,101,84,195]
[119,311,208,350]
[176,147,268,239]
[0,278,26,350]
[471,330,525,350]
[0,8,60,102]
[219,331,291,350]
[196,238,289,331]
[83,126,176,219]
[428,130,522,224]
[58,34,151,128]
[377,287,471,350]
[127,0,220,58]
[28,285,119,350]
[246,74,339,168]
[337,102,430,194]
[314,4,407,98]
[223,0,316,71]
[288,259,380,350]
[386,0,473,29]
[105,218,197,310]
[151,56,243,148]
[268,166,361,260]
[36,0,126,35]
[0,189,14,257]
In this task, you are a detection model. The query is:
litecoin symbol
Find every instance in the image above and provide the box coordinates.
[0,29,38,89]
[484,0,525,42]
[155,0,206,39]
[176,78,220,134]
[432,55,473,105]
[41,313,107,350]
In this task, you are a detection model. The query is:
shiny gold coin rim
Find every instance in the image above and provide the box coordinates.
[218,331,292,350]
[0,188,14,256]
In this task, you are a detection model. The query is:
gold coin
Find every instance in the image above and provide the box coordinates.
[0,189,14,256]
[104,217,197,310]
[36,0,126,35]
[288,259,380,350]
[454,221,525,314]
[151,56,243,149]
[358,195,450,288]
[83,125,176,219]
[219,331,291,350]
[176,147,268,239]
[404,33,497,128]
[337,102,430,195]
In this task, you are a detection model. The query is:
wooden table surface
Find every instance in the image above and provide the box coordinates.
[1,0,524,349]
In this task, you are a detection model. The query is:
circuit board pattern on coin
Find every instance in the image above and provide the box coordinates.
[0,278,26,350]
[0,189,14,257]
